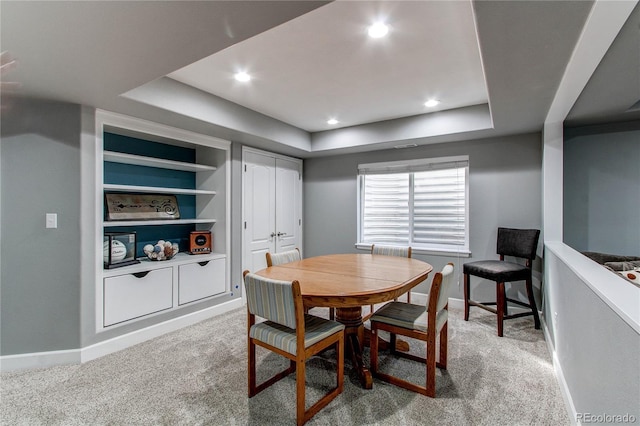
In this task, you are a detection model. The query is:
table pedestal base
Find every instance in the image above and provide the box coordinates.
[335,307,373,389]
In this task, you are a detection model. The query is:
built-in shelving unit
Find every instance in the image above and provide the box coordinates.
[95,110,231,332]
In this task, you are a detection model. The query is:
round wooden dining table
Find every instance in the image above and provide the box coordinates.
[254,253,433,389]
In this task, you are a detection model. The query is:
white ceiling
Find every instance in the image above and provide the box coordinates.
[168,1,488,132]
[1,1,637,158]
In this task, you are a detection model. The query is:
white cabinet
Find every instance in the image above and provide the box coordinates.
[178,257,226,305]
[95,110,231,331]
[104,268,173,327]
[242,147,302,273]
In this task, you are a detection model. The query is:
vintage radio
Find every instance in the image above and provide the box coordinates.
[189,231,212,254]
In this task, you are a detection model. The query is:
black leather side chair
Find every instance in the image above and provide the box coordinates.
[463,227,541,337]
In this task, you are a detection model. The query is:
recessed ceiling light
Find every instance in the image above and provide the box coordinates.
[368,22,389,38]
[234,71,251,82]
[327,118,339,125]
[424,99,440,107]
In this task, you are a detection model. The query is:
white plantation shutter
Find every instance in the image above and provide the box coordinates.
[361,173,409,245]
[358,156,469,253]
[413,167,466,249]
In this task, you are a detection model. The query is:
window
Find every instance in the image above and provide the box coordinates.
[357,156,469,255]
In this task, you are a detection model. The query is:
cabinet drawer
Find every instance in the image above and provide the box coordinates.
[178,257,226,305]
[104,267,173,326]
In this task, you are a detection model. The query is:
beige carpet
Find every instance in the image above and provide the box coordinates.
[0,306,569,425]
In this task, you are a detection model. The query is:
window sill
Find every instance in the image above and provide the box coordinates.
[355,243,471,258]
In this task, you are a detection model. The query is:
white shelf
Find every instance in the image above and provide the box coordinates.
[103,252,226,278]
[104,151,216,172]
[103,184,216,196]
[104,218,216,227]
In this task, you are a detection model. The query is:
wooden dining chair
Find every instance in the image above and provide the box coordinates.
[365,244,412,321]
[267,248,335,320]
[370,263,454,397]
[463,227,540,337]
[243,270,345,426]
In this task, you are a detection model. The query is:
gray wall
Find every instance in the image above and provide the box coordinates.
[1,98,82,355]
[304,133,543,303]
[563,122,640,256]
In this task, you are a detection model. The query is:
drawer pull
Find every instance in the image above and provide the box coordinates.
[132,271,151,279]
[198,261,210,267]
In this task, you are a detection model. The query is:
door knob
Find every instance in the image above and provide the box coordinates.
[270,232,276,238]
[277,232,287,237]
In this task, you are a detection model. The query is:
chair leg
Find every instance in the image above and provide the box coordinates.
[426,330,437,398]
[370,325,379,374]
[248,339,257,396]
[463,274,470,321]
[336,335,344,392]
[329,308,335,321]
[407,291,411,304]
[503,285,509,317]
[525,278,541,329]
[497,282,505,337]
[438,322,448,369]
[296,359,306,426]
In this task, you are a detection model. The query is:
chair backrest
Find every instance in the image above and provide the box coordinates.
[243,272,298,329]
[496,227,540,260]
[266,248,301,267]
[426,263,455,313]
[371,244,412,258]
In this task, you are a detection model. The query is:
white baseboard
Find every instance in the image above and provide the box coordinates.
[542,317,579,426]
[409,293,465,310]
[0,298,243,373]
[0,349,81,372]
[410,293,528,314]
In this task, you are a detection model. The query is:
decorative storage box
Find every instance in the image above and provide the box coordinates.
[104,232,140,269]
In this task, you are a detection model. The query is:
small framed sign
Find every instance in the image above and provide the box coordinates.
[105,193,181,221]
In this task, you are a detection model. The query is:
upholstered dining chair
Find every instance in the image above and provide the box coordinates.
[266,248,302,267]
[266,248,335,320]
[370,263,454,397]
[243,270,344,426]
[463,227,541,337]
[366,244,413,321]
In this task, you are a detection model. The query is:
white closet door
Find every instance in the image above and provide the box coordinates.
[275,158,302,253]
[243,148,303,275]
[243,151,276,274]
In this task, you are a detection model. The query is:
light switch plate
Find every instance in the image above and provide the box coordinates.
[46,213,58,229]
